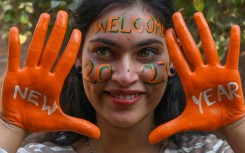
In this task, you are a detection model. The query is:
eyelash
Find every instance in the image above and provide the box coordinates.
[137,48,158,58]
[94,47,113,57]
[92,47,158,61]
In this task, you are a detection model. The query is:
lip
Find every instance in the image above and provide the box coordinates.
[105,89,145,106]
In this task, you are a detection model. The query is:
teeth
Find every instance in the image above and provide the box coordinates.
[125,95,130,100]
[110,92,139,100]
[119,95,124,99]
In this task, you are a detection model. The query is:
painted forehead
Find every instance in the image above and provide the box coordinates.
[94,16,165,37]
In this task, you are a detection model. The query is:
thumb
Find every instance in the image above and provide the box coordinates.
[60,114,101,139]
[149,115,191,144]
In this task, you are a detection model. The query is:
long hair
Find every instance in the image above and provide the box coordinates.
[42,0,186,145]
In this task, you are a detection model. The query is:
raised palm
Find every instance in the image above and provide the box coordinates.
[149,12,245,144]
[1,11,100,139]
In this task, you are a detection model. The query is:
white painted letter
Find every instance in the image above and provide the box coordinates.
[42,95,58,115]
[14,85,28,100]
[217,85,231,101]
[204,88,216,106]
[192,92,203,114]
[28,90,41,106]
[227,82,241,100]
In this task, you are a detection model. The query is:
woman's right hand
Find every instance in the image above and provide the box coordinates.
[0,11,100,139]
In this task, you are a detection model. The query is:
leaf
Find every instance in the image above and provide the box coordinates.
[51,1,61,8]
[67,0,81,11]
[25,5,34,13]
[206,6,215,22]
[28,21,33,28]
[20,14,29,24]
[18,3,25,9]
[19,34,27,44]
[3,4,13,12]
[193,0,205,12]
[3,14,13,22]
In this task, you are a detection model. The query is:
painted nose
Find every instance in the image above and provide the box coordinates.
[111,57,139,86]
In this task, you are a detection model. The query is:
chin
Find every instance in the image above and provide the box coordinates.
[96,110,135,127]
[104,110,152,129]
[110,119,140,129]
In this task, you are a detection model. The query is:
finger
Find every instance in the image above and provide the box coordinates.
[194,12,220,65]
[60,114,100,139]
[149,115,191,144]
[39,11,68,70]
[8,27,20,72]
[166,28,191,79]
[173,12,204,69]
[25,13,50,67]
[226,25,240,70]
[54,29,81,79]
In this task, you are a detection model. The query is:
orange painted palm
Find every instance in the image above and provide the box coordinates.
[1,11,100,139]
[149,12,245,144]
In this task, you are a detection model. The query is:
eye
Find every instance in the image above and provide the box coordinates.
[94,47,112,57]
[137,48,157,57]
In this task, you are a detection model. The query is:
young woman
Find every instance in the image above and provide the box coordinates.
[1,0,245,152]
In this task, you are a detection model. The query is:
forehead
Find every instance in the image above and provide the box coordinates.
[85,4,165,42]
[99,3,152,19]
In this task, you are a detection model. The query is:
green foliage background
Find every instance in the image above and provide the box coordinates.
[174,0,245,60]
[0,0,245,59]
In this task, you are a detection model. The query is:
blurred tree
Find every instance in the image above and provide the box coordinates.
[174,0,245,60]
[0,0,80,44]
[0,0,244,57]
[0,0,244,96]
[174,0,245,97]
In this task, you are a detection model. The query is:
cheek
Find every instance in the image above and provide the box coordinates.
[82,60,169,85]
[83,60,112,84]
[83,80,102,110]
[139,61,168,85]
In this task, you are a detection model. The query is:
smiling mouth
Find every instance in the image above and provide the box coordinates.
[104,89,144,104]
[109,92,140,100]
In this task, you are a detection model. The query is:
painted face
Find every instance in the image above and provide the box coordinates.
[81,4,170,128]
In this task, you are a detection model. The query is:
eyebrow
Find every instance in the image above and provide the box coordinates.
[89,37,163,48]
[134,38,163,47]
[90,38,122,48]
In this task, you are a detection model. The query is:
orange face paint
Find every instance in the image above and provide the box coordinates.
[145,16,155,33]
[120,17,132,33]
[140,61,168,85]
[95,16,165,37]
[155,19,164,36]
[84,61,112,84]
[108,16,120,33]
[84,61,168,85]
[157,61,168,82]
[96,19,108,33]
[84,60,97,84]
[96,64,112,83]
[140,63,161,84]
[131,16,144,33]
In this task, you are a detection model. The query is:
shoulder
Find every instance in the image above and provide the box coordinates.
[17,141,76,153]
[165,132,233,153]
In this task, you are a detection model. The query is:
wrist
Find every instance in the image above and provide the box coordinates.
[0,116,28,136]
[0,117,28,152]
[219,115,245,136]
[218,115,245,153]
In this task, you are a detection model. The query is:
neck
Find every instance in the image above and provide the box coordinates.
[89,113,162,153]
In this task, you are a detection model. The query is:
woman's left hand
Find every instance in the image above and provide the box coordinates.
[149,12,245,144]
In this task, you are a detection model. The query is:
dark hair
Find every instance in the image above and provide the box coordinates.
[42,0,186,146]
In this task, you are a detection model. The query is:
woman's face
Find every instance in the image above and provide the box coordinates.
[81,4,169,128]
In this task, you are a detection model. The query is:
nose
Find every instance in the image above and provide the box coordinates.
[111,56,139,86]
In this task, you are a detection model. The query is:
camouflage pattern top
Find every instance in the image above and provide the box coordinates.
[16,133,233,153]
